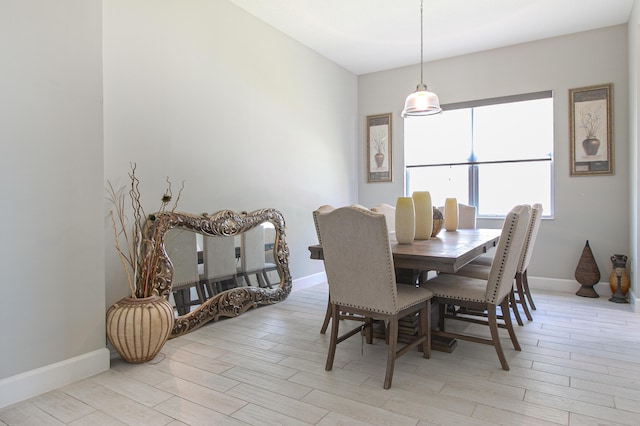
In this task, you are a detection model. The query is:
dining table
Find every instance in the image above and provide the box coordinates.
[308,228,502,352]
[308,228,501,274]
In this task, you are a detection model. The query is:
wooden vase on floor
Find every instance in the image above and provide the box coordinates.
[106,295,174,363]
[574,240,600,298]
[608,254,630,303]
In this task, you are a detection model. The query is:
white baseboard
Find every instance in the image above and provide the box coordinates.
[527,276,577,293]
[292,271,326,292]
[527,276,639,312]
[0,348,110,409]
[296,273,640,312]
[629,289,639,312]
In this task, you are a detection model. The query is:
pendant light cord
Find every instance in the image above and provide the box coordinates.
[401,0,441,117]
[420,0,424,87]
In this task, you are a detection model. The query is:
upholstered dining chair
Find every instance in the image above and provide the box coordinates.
[316,206,433,389]
[422,204,531,371]
[371,203,396,233]
[437,203,477,229]
[460,204,543,324]
[458,203,477,229]
[165,229,204,315]
[239,226,271,288]
[202,235,239,295]
[314,205,363,336]
[261,224,278,286]
[313,205,336,334]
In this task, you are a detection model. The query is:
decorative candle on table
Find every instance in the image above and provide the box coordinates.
[412,191,433,240]
[444,197,458,231]
[395,197,415,244]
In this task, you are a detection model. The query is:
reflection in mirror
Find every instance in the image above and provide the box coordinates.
[142,208,291,338]
[164,229,204,316]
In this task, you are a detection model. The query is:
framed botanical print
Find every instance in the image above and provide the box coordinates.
[569,84,613,176]
[367,113,392,182]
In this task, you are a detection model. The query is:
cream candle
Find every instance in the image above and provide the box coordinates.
[412,191,433,240]
[444,198,459,231]
[395,197,415,244]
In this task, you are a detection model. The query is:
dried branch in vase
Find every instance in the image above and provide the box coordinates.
[106,163,184,298]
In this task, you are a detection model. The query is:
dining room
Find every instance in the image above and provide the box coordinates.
[1,0,639,418]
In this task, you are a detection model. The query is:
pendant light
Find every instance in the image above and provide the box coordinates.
[401,0,441,118]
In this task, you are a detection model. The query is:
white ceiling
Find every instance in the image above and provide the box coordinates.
[227,0,634,75]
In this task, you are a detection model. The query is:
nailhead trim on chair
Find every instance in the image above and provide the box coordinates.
[517,204,543,273]
[486,209,518,304]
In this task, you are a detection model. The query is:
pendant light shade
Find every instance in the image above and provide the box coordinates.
[402,85,441,117]
[401,0,441,118]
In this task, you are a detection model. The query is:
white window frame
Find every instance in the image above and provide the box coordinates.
[405,91,554,218]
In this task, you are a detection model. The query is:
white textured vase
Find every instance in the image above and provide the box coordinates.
[412,191,433,240]
[444,198,459,231]
[395,197,415,244]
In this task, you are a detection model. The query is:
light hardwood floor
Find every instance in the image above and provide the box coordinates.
[2,282,639,425]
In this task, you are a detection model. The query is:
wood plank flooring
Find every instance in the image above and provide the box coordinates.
[1,282,639,425]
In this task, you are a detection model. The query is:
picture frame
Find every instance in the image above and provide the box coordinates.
[366,113,392,182]
[569,83,613,176]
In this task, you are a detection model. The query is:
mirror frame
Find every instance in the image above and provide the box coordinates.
[142,208,291,338]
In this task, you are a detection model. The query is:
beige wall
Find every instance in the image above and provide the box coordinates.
[358,25,631,295]
[0,0,107,399]
[103,0,358,307]
[1,0,357,407]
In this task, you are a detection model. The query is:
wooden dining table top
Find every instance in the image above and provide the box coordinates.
[308,228,501,274]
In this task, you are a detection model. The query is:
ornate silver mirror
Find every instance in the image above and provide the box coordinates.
[143,208,291,338]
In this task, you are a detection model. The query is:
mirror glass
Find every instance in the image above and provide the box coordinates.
[144,208,291,338]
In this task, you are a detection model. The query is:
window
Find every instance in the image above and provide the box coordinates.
[404,91,553,217]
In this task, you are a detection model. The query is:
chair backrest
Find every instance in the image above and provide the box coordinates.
[202,235,237,280]
[436,203,476,229]
[263,224,276,264]
[370,203,396,232]
[312,205,336,244]
[165,229,200,290]
[485,205,531,304]
[458,203,477,229]
[240,226,266,272]
[316,206,399,315]
[517,203,543,274]
[350,203,369,210]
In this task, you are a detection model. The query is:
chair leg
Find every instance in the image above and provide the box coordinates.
[500,299,521,351]
[365,317,374,344]
[515,272,533,321]
[384,316,399,389]
[261,270,273,288]
[438,303,446,331]
[419,303,431,359]
[522,270,536,310]
[232,275,240,289]
[195,282,206,305]
[204,280,217,297]
[325,304,339,372]
[500,300,522,351]
[241,272,252,286]
[510,287,524,326]
[320,298,331,334]
[173,289,190,315]
[487,304,509,371]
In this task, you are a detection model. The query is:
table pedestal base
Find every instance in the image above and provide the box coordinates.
[372,311,457,353]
